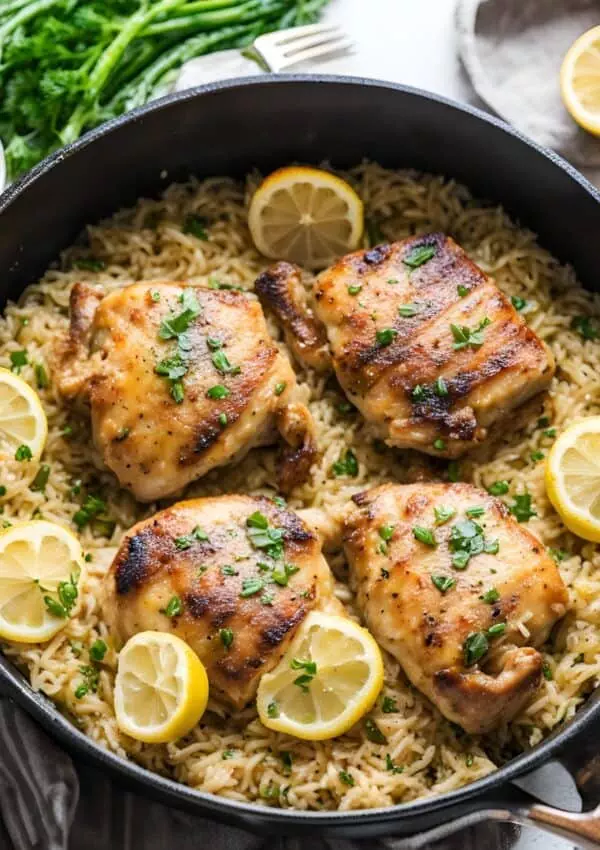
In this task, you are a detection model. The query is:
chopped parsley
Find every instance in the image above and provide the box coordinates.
[222,750,235,760]
[466,506,485,518]
[434,377,448,397]
[42,569,79,619]
[339,770,355,787]
[34,363,50,389]
[411,385,426,402]
[246,511,285,559]
[10,349,27,372]
[482,588,500,604]
[115,427,130,442]
[207,384,230,399]
[364,718,387,744]
[150,290,161,302]
[431,574,455,593]
[267,700,280,718]
[155,352,188,404]
[463,631,488,666]
[543,428,556,438]
[434,505,456,525]
[449,519,498,570]
[219,628,234,649]
[413,526,437,547]
[376,328,397,346]
[331,448,359,478]
[274,381,287,396]
[381,696,398,713]
[348,284,362,296]
[221,564,238,576]
[218,412,228,428]
[73,495,111,531]
[291,657,317,692]
[487,622,506,637]
[571,316,598,341]
[159,289,201,340]
[90,639,107,662]
[211,349,240,376]
[160,596,183,618]
[511,295,527,311]
[15,444,32,461]
[550,548,569,563]
[542,663,553,681]
[379,524,395,542]
[398,303,419,318]
[30,464,50,492]
[433,438,446,451]
[183,215,209,240]
[457,284,469,297]
[488,480,509,496]
[403,244,436,270]
[451,317,491,350]
[530,450,545,462]
[74,664,100,699]
[272,562,299,587]
[510,493,536,523]
[74,258,105,272]
[386,753,404,774]
[239,577,264,598]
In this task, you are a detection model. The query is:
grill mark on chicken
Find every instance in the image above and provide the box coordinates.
[115,529,156,595]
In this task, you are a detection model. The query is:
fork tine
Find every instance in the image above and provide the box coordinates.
[280,29,346,57]
[267,23,340,46]
[277,36,354,69]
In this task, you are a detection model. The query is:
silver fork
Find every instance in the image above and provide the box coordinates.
[175,23,353,91]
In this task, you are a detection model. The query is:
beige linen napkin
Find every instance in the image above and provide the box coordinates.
[456,0,600,166]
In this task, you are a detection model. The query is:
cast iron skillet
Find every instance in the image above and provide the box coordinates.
[1,75,600,847]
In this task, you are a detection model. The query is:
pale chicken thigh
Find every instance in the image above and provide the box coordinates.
[343,482,568,733]
[256,234,555,458]
[55,281,316,501]
[103,494,340,708]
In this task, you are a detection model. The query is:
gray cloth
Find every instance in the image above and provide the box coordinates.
[456,0,600,166]
[0,696,524,850]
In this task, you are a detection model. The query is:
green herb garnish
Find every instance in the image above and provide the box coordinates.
[403,244,436,270]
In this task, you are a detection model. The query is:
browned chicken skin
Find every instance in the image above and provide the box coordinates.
[343,482,568,733]
[257,235,555,458]
[102,494,340,708]
[55,281,317,501]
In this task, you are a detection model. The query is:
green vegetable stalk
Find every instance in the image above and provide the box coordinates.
[0,0,330,181]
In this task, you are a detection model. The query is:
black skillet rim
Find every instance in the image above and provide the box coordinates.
[1,73,599,827]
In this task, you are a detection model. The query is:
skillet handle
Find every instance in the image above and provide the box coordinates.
[392,798,600,850]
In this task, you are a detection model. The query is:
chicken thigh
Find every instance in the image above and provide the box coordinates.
[103,494,340,708]
[343,482,568,733]
[256,234,555,458]
[55,281,316,501]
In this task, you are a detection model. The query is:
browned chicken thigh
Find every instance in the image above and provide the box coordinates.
[342,482,568,733]
[256,234,555,458]
[102,494,340,708]
[55,281,316,501]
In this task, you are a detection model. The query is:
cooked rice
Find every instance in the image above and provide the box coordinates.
[1,162,599,811]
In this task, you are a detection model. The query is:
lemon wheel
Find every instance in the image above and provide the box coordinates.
[546,417,600,542]
[114,631,209,744]
[248,166,364,269]
[0,521,84,643]
[256,611,384,741]
[560,26,600,137]
[0,368,47,462]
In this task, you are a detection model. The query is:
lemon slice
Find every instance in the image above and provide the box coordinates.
[256,612,383,741]
[560,26,600,137]
[248,166,364,269]
[0,521,84,643]
[114,631,209,744]
[546,417,600,542]
[0,368,47,462]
